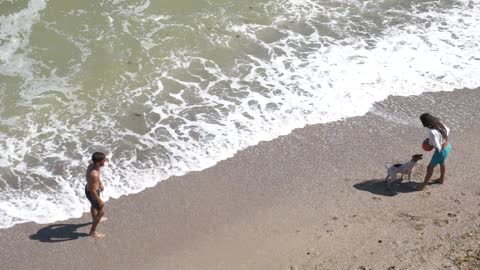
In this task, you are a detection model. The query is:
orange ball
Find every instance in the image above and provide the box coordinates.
[422,139,433,151]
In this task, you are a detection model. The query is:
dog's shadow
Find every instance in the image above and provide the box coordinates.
[353,179,420,196]
[29,222,92,243]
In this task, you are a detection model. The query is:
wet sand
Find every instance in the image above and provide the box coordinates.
[1,88,480,270]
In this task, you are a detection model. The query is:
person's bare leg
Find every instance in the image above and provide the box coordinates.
[90,206,107,223]
[90,208,105,238]
[418,164,434,191]
[430,163,446,184]
[90,206,96,221]
[91,206,107,222]
[436,163,446,184]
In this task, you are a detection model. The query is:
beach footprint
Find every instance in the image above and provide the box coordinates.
[414,223,426,231]
[433,218,449,227]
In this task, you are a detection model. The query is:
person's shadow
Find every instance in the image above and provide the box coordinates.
[30,222,92,242]
[353,178,420,196]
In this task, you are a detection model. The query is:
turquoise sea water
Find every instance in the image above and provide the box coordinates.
[0,0,479,228]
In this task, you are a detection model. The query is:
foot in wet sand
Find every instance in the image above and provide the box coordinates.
[90,232,106,238]
[430,178,444,185]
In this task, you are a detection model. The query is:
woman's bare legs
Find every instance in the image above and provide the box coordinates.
[418,164,435,191]
[436,163,446,184]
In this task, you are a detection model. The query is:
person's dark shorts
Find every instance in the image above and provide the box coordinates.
[85,185,102,210]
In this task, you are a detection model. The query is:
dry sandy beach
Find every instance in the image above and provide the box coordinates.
[1,88,480,270]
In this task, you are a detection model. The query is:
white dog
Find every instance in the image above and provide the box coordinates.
[385,154,423,191]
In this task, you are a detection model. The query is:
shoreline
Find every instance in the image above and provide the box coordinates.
[1,88,480,269]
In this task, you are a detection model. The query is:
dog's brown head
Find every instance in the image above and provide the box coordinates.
[411,154,423,162]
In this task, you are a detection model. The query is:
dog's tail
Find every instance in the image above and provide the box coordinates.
[384,162,392,169]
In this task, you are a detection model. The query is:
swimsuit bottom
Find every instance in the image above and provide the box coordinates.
[85,185,102,210]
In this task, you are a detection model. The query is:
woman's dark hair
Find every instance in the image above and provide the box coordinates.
[92,152,106,164]
[420,113,448,139]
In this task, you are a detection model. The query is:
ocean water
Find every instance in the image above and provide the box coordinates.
[0,0,479,228]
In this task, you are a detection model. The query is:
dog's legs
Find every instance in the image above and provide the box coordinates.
[386,173,397,193]
[408,173,411,182]
[394,174,403,191]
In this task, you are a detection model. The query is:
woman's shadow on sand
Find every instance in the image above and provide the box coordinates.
[30,222,91,243]
[353,179,420,196]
